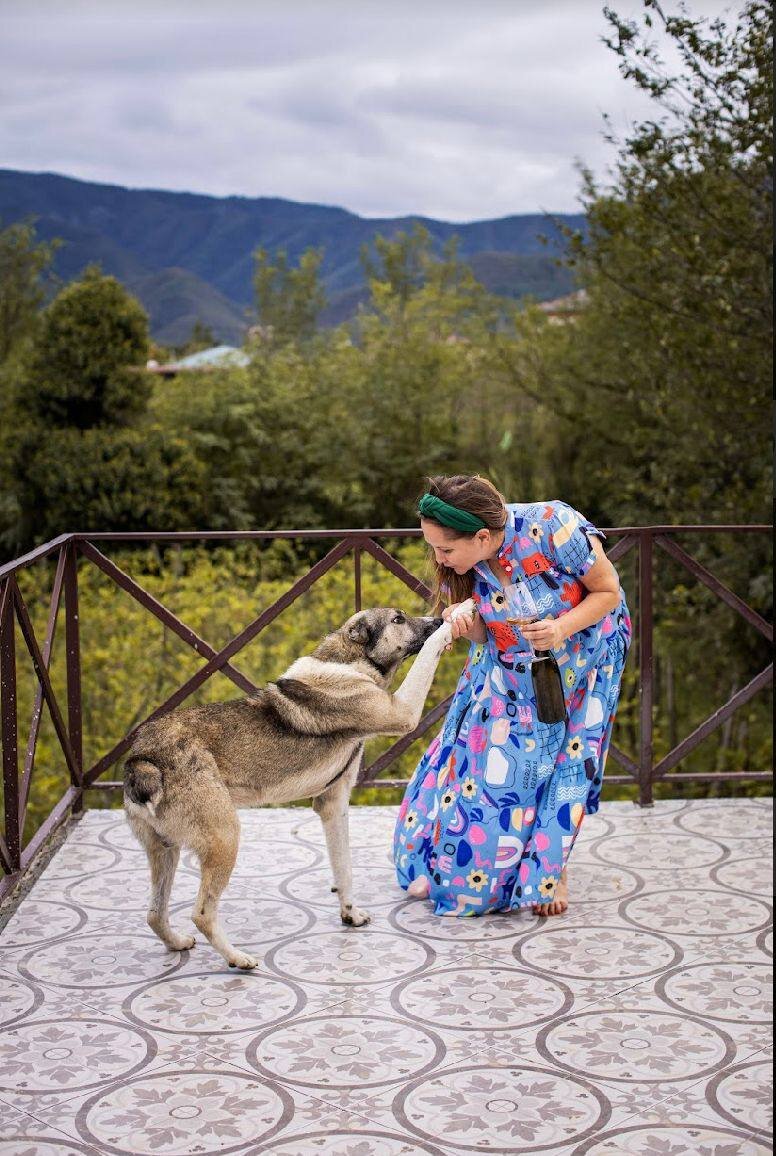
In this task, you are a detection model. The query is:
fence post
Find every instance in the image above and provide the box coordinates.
[64,543,83,814]
[1,579,20,870]
[637,531,654,806]
[354,544,362,613]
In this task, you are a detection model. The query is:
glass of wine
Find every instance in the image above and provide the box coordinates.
[504,580,567,722]
[503,581,546,663]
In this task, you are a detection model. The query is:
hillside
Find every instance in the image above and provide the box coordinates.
[0,168,584,344]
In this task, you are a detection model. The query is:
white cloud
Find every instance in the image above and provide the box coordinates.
[0,0,738,220]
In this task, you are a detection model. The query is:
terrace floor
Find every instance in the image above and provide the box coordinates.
[0,798,772,1155]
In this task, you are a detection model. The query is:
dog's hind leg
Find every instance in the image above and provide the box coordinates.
[126,811,194,952]
[313,745,370,928]
[188,785,257,971]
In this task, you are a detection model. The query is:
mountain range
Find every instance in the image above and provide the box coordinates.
[0,169,584,346]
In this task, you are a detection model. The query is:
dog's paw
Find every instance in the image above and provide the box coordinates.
[227,951,259,970]
[341,906,371,927]
[449,598,477,622]
[167,932,196,952]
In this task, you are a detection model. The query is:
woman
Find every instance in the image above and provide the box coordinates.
[393,474,631,917]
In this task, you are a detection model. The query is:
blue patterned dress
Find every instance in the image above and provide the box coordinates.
[393,500,632,916]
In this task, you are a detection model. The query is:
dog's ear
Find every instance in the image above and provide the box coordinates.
[347,620,372,646]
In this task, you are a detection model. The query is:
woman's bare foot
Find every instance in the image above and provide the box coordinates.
[532,867,569,917]
[406,875,430,899]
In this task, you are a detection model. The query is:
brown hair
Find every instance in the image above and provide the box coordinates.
[420,474,507,611]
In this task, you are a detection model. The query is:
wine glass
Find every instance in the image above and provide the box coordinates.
[503,581,545,663]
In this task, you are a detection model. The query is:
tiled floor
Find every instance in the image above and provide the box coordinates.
[0,799,772,1155]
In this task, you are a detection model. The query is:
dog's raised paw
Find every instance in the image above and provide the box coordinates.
[341,906,371,927]
[227,952,259,970]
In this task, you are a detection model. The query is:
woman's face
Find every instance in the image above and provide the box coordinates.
[421,519,498,574]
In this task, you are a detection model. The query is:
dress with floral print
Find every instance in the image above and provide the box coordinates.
[393,500,632,916]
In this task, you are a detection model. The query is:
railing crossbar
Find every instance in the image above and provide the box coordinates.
[360,537,433,601]
[79,540,259,696]
[656,535,773,642]
[652,664,773,780]
[12,582,81,789]
[83,534,355,786]
[1,524,772,899]
[359,695,452,784]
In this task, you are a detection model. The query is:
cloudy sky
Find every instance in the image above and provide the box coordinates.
[1,0,735,221]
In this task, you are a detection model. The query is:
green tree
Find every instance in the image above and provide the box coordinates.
[347,227,551,523]
[19,265,150,429]
[360,222,433,309]
[0,220,59,545]
[5,267,207,553]
[17,427,208,541]
[525,0,772,527]
[0,219,58,365]
[507,0,773,793]
[253,247,326,345]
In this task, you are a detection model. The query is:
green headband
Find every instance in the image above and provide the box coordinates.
[418,493,487,533]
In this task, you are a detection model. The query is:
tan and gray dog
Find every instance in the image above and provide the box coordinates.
[123,607,456,970]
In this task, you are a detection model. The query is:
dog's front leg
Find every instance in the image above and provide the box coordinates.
[392,617,456,728]
[312,745,370,928]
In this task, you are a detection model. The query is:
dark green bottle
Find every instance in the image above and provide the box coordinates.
[531,652,568,724]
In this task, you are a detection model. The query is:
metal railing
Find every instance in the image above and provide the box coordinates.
[0,525,772,903]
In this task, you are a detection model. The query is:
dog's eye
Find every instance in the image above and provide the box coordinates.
[392,614,406,624]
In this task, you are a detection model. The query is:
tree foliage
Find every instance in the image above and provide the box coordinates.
[0,219,58,365]
[20,265,150,429]
[253,246,326,344]
[4,267,206,551]
[526,0,772,526]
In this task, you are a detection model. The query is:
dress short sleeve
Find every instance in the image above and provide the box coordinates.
[543,501,605,580]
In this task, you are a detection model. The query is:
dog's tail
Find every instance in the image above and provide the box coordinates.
[124,756,164,815]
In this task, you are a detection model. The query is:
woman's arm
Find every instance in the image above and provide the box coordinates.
[521,538,620,651]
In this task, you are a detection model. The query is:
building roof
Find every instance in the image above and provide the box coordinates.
[537,288,588,316]
[146,345,250,376]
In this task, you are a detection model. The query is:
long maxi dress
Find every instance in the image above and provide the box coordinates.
[393,500,632,917]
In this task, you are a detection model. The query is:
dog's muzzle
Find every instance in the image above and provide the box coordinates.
[405,617,445,655]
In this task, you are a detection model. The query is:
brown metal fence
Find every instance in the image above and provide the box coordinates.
[0,525,772,903]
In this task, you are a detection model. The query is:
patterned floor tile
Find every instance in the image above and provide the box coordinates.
[570,1119,772,1153]
[253,1126,449,1154]
[533,1003,736,1085]
[711,854,774,900]
[380,1058,614,1153]
[593,830,730,872]
[702,1051,774,1137]
[0,800,771,1154]
[280,863,405,915]
[1,1061,335,1156]
[654,956,772,1026]
[0,1095,102,1154]
[674,799,773,840]
[474,915,688,984]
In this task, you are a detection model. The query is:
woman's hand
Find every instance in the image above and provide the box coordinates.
[442,602,483,646]
[521,615,567,652]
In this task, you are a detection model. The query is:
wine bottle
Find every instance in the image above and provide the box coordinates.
[531,651,568,724]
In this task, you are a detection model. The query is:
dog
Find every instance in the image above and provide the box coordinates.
[123,606,456,969]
